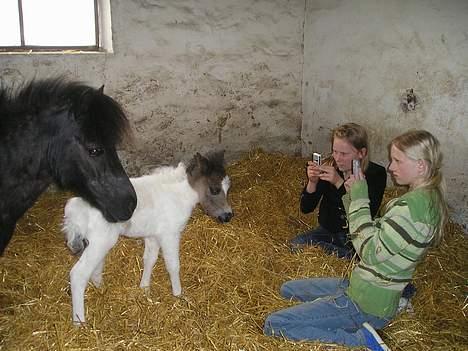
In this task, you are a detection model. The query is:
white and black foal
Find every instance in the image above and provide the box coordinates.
[63,151,233,324]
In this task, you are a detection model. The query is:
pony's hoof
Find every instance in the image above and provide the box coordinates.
[91,280,102,288]
[289,243,304,254]
[142,286,158,303]
[73,320,85,327]
[177,293,193,306]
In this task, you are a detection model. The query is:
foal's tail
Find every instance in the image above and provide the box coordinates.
[63,198,89,255]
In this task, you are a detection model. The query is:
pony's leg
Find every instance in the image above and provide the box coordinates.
[69,236,117,325]
[90,259,105,288]
[0,221,16,256]
[160,234,182,296]
[140,237,160,290]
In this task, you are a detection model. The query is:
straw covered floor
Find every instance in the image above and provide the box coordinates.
[0,150,466,350]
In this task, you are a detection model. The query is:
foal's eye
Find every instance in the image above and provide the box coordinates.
[210,186,221,195]
[88,148,104,157]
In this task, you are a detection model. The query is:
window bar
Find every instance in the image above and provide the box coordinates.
[94,0,99,48]
[17,0,25,46]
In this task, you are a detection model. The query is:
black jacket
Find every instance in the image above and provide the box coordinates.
[300,161,387,233]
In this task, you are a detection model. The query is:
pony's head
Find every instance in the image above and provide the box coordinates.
[18,78,137,222]
[186,151,233,223]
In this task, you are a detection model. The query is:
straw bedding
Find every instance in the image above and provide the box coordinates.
[0,150,466,350]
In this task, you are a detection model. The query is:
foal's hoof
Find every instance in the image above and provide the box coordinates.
[177,293,193,307]
[142,286,152,300]
[73,320,86,328]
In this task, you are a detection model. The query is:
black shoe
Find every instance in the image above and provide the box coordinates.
[402,283,416,299]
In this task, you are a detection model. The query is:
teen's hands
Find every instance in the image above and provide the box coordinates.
[305,161,320,193]
[319,165,344,189]
[344,169,365,192]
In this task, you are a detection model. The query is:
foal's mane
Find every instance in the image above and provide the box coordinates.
[186,151,226,177]
[0,77,130,146]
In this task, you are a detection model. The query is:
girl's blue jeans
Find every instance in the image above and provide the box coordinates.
[264,278,391,347]
[290,226,355,258]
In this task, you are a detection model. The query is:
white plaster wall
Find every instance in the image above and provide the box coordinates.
[0,0,305,173]
[301,0,468,229]
[1,0,467,228]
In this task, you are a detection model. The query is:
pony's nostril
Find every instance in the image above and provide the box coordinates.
[129,199,137,212]
[218,212,233,223]
[127,194,137,213]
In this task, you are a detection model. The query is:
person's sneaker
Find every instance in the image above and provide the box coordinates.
[361,322,391,351]
[402,282,417,299]
[397,297,415,314]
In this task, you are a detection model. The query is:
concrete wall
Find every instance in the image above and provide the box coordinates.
[301,0,468,229]
[1,0,467,228]
[0,0,305,173]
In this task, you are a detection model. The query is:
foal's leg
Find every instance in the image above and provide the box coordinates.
[90,259,105,288]
[140,237,160,290]
[160,234,182,296]
[69,235,117,324]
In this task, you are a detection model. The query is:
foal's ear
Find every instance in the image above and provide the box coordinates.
[195,152,209,173]
[98,85,105,94]
[211,149,225,165]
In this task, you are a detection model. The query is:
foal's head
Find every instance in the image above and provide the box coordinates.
[187,151,233,223]
[20,78,137,222]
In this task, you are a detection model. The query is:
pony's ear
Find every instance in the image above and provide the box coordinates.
[195,152,209,173]
[210,149,225,166]
[98,85,105,94]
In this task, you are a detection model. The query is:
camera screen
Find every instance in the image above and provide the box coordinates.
[352,159,361,175]
[313,153,321,165]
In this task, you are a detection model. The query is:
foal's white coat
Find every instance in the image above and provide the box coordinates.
[63,160,231,324]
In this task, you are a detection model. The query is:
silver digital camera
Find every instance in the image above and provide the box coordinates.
[312,152,322,166]
[352,159,361,175]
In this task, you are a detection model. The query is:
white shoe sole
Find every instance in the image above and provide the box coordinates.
[362,322,391,351]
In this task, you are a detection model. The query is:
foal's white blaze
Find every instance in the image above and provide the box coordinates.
[222,176,231,195]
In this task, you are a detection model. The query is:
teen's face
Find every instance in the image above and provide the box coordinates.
[332,137,366,172]
[388,144,425,188]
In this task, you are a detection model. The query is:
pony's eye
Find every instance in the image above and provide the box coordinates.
[210,186,221,195]
[88,148,104,157]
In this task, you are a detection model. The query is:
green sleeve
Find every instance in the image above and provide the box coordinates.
[346,185,432,265]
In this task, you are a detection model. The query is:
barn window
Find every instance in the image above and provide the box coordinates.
[0,0,113,53]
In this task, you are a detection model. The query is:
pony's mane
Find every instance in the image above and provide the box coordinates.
[0,77,130,146]
[186,150,226,176]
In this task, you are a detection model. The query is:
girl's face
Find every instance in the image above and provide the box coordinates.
[388,144,426,188]
[332,137,366,173]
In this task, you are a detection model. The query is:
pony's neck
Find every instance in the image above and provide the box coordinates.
[0,114,54,222]
[0,174,51,224]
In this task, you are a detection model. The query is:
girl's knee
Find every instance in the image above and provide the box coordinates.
[279,282,293,298]
[263,313,282,336]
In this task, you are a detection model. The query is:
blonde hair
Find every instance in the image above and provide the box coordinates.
[328,123,370,171]
[390,130,448,245]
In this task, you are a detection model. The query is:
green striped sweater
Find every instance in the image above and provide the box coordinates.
[342,181,440,318]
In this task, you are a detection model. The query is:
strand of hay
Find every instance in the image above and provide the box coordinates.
[0,149,466,350]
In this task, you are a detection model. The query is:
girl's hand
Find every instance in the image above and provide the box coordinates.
[344,169,365,192]
[319,165,344,189]
[305,161,321,193]
[305,161,321,183]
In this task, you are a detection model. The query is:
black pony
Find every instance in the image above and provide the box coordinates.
[0,77,137,255]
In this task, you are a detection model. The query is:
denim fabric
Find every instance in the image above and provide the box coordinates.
[290,226,355,258]
[264,278,390,347]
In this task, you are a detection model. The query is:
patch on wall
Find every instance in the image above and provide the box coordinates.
[400,88,418,112]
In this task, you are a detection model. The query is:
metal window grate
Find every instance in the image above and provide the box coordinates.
[0,0,100,52]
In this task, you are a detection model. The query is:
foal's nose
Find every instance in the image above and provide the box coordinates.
[218,211,233,223]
